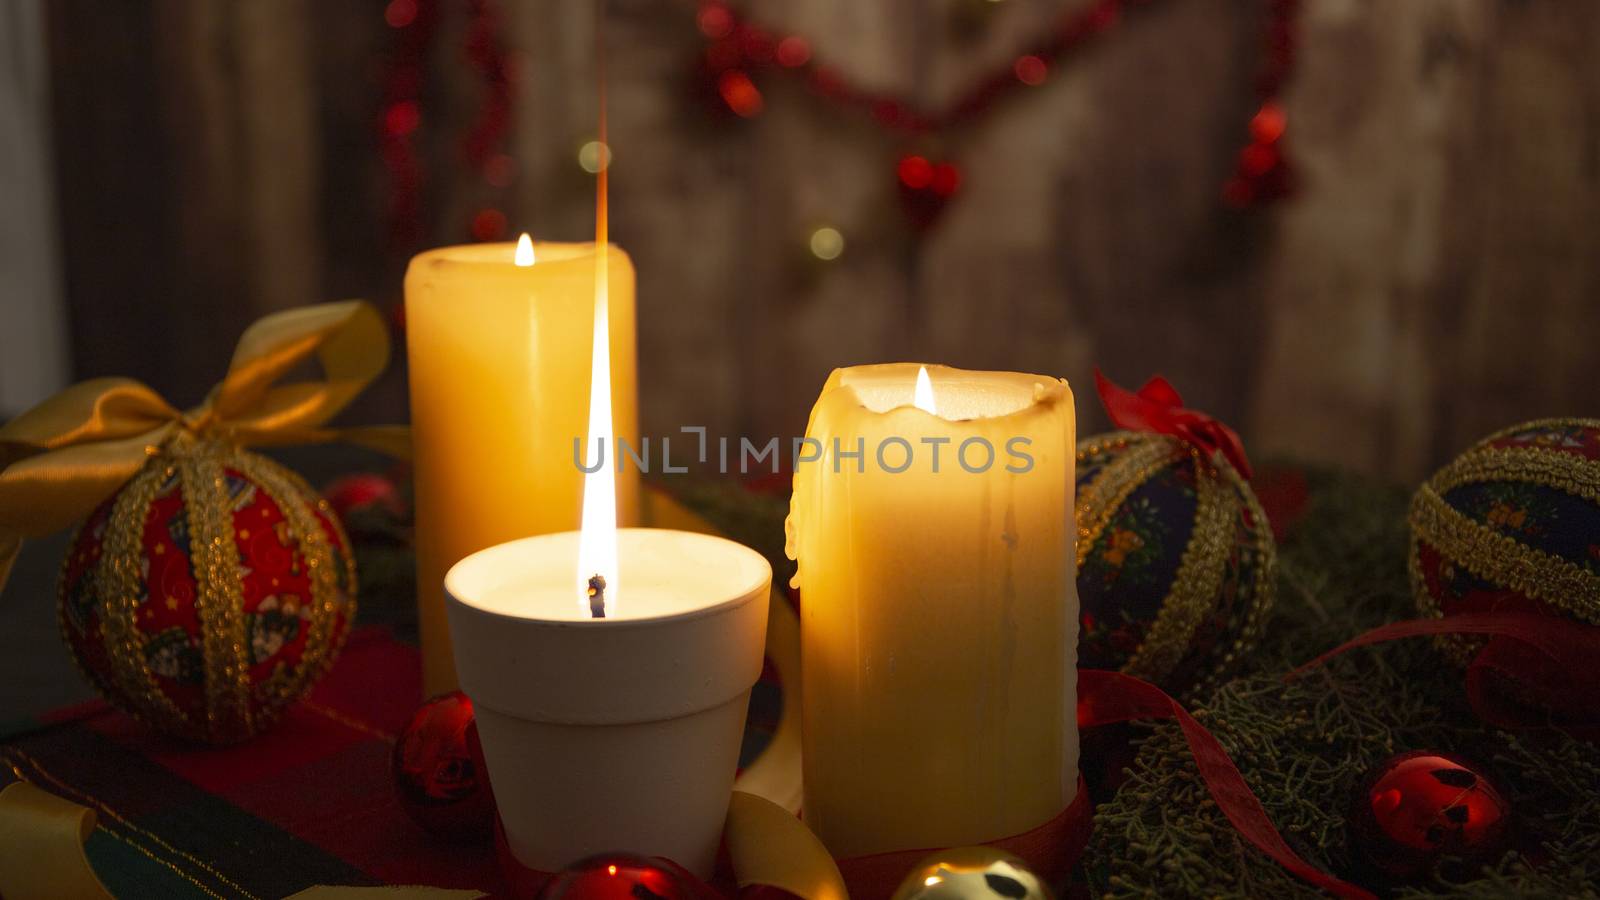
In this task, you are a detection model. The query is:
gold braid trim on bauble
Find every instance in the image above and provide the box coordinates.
[1074,432,1275,695]
[1411,421,1600,665]
[1191,459,1276,699]
[182,440,254,741]
[1430,446,1600,508]
[90,458,194,738]
[1124,448,1234,686]
[1411,477,1600,624]
[236,448,355,717]
[1075,434,1184,571]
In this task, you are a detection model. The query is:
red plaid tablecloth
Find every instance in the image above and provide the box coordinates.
[4,628,526,898]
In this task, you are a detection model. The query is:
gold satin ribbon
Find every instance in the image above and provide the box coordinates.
[726,792,848,900]
[0,782,116,900]
[638,489,804,816]
[0,301,409,595]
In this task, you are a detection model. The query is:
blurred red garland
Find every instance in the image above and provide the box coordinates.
[695,0,1301,230]
[381,0,518,251]
[378,0,1298,251]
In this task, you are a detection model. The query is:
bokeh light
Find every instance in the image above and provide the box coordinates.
[1014,55,1047,86]
[578,140,612,174]
[718,70,764,117]
[809,226,845,261]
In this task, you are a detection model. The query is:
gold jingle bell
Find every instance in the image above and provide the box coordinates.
[891,847,1055,900]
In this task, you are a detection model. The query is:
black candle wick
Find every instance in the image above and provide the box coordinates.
[586,574,607,619]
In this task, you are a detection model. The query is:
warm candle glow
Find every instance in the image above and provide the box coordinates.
[514,233,536,266]
[913,365,937,415]
[575,119,619,616]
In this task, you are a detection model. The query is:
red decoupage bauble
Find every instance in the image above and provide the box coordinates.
[535,854,704,900]
[58,437,356,745]
[1348,750,1512,881]
[393,691,495,841]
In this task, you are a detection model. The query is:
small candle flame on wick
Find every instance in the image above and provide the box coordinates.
[514,232,536,267]
[913,365,937,415]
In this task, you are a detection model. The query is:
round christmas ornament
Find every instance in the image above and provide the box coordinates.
[58,434,357,745]
[323,471,405,520]
[889,847,1054,900]
[1411,418,1600,671]
[1075,372,1275,697]
[1348,750,1512,881]
[535,854,703,900]
[393,691,494,841]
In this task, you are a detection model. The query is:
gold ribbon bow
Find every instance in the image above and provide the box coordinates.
[0,300,409,593]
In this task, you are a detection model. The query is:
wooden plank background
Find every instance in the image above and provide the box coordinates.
[0,0,69,412]
[41,0,1600,482]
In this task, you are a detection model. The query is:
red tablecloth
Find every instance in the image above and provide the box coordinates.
[2,628,507,898]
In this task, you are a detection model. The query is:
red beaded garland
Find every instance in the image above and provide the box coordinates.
[381,0,517,250]
[695,0,1303,223]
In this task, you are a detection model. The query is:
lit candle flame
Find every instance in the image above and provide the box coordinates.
[576,86,619,617]
[514,233,536,267]
[913,365,937,415]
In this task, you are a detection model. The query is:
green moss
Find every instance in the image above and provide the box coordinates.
[1086,469,1600,898]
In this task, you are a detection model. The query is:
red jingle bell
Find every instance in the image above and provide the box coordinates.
[535,854,704,899]
[1349,750,1512,881]
[393,691,495,841]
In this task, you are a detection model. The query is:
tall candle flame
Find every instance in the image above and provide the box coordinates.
[913,365,937,415]
[576,61,619,617]
[514,232,536,266]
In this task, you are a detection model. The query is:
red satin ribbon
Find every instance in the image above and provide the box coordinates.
[1292,611,1600,735]
[1077,670,1373,899]
[1094,368,1253,479]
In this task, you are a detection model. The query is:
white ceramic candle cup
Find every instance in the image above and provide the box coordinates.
[445,528,772,878]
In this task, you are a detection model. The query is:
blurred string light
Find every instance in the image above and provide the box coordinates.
[691,0,1303,241]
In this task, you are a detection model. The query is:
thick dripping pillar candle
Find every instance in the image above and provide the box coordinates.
[786,363,1079,859]
[405,238,641,695]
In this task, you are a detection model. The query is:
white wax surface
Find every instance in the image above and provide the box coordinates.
[844,364,1043,420]
[446,528,769,623]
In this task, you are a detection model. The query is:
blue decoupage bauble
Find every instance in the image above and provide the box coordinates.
[1411,418,1600,667]
[1075,431,1276,697]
